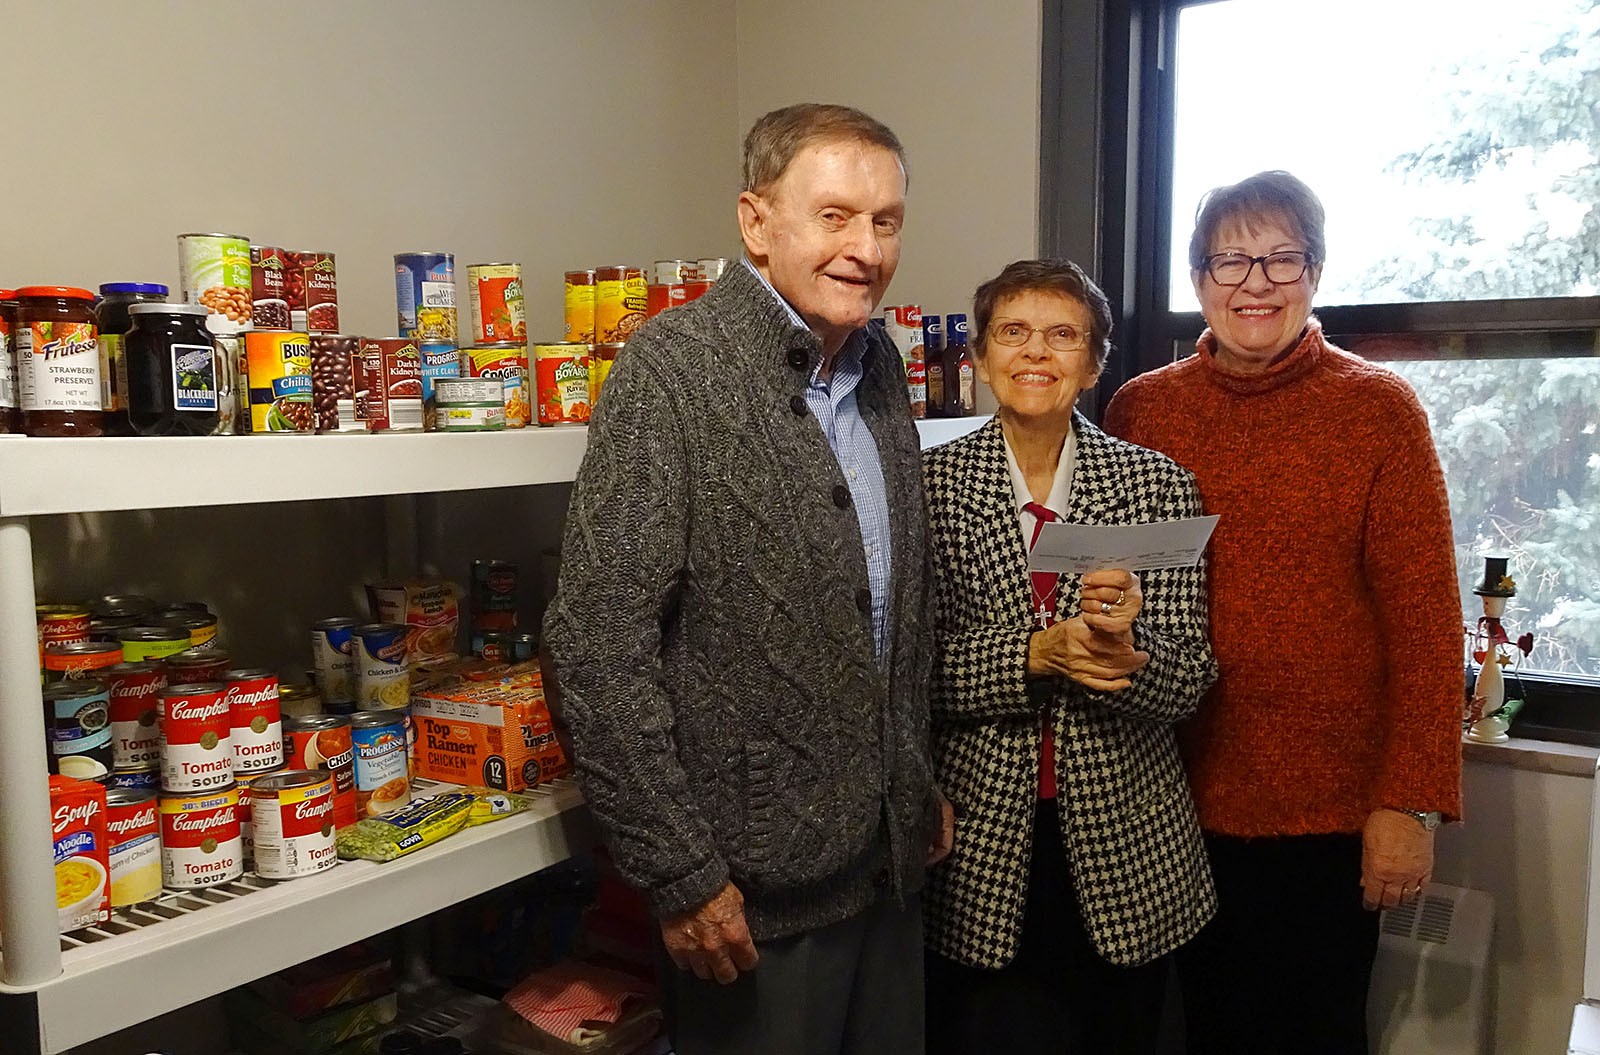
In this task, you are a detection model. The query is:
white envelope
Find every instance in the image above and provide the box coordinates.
[1027,515,1220,574]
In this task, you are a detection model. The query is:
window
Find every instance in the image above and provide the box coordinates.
[1069,0,1600,693]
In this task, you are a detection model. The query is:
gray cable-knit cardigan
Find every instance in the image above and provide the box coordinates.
[542,261,936,941]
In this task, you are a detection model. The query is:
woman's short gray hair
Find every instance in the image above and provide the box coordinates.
[971,259,1114,370]
[742,104,907,196]
[1187,170,1326,271]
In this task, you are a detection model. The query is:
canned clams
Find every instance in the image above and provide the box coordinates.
[225,669,284,775]
[468,263,526,343]
[158,683,233,793]
[178,233,252,334]
[534,343,591,425]
[106,788,161,908]
[160,785,243,889]
[350,712,411,818]
[282,714,357,829]
[354,622,410,710]
[243,331,313,432]
[395,252,456,341]
[249,770,337,880]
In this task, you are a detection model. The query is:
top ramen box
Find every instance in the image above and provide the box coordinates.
[410,680,568,792]
[365,579,460,664]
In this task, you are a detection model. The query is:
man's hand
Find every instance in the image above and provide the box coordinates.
[927,791,955,866]
[1361,808,1434,911]
[660,882,760,985]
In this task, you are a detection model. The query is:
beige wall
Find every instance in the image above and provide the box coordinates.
[735,0,1044,328]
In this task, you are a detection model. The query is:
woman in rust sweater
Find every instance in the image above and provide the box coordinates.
[1104,170,1462,1055]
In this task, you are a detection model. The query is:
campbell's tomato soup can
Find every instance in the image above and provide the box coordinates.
[467,263,526,344]
[158,683,233,793]
[43,640,123,684]
[163,646,232,684]
[234,765,282,863]
[350,711,411,818]
[105,661,166,770]
[249,770,338,880]
[160,785,243,889]
[105,788,161,908]
[533,343,591,425]
[225,668,284,775]
[282,714,357,828]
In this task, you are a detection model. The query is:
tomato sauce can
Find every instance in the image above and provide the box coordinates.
[463,342,529,428]
[43,641,123,684]
[158,683,233,793]
[45,679,113,783]
[354,622,410,711]
[350,712,411,818]
[564,269,596,344]
[106,787,162,908]
[105,662,167,770]
[226,669,284,775]
[164,646,232,684]
[593,266,646,344]
[118,625,193,664]
[249,769,338,879]
[467,263,526,344]
[394,252,456,341]
[282,714,357,828]
[534,343,591,425]
[311,617,359,709]
[160,785,243,889]
[178,233,252,335]
[243,331,313,433]
[358,337,424,432]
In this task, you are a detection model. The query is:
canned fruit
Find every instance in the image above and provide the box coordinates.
[357,338,423,432]
[468,264,526,343]
[51,775,110,931]
[243,331,313,433]
[106,788,161,908]
[159,683,233,793]
[310,335,364,433]
[534,343,591,425]
[160,786,243,888]
[351,713,411,818]
[178,234,252,334]
[249,770,338,880]
[226,669,284,775]
[395,253,456,341]
[282,715,357,829]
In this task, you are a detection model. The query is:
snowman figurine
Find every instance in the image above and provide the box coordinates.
[1465,555,1536,743]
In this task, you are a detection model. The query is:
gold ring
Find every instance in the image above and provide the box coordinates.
[1116,589,1126,606]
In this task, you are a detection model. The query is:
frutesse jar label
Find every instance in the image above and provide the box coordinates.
[19,321,101,413]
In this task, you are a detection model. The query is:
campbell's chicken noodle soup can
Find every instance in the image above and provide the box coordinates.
[593,266,647,344]
[249,770,337,880]
[534,343,591,425]
[250,245,291,329]
[311,617,359,708]
[226,669,284,775]
[106,662,166,770]
[160,785,243,889]
[44,641,123,684]
[106,788,161,908]
[50,775,110,932]
[359,337,424,432]
[463,342,530,428]
[178,233,252,335]
[38,604,91,664]
[282,714,357,828]
[243,330,313,433]
[395,252,456,341]
[158,683,233,793]
[351,712,411,818]
[164,646,231,684]
[295,251,339,333]
[468,263,526,343]
[563,269,595,343]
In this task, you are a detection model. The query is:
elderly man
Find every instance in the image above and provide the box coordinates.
[543,103,950,1054]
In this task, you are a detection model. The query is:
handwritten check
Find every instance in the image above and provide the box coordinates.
[1027,515,1220,575]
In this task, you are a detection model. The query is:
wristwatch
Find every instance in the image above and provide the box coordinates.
[1396,807,1442,831]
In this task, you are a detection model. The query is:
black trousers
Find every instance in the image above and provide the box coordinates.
[925,802,1169,1054]
[1178,832,1381,1055]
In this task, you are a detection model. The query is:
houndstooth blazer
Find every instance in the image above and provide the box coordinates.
[922,412,1218,969]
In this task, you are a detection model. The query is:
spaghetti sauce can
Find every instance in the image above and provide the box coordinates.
[225,669,284,775]
[534,343,591,425]
[158,683,233,793]
[468,263,526,344]
[249,769,337,880]
[106,662,166,770]
[160,785,243,889]
[282,714,357,828]
[106,788,161,908]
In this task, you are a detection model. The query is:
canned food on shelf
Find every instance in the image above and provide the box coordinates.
[309,334,364,433]
[177,233,252,335]
[311,618,359,709]
[593,266,646,344]
[350,711,411,818]
[158,682,233,793]
[358,337,424,432]
[105,787,161,909]
[395,252,455,341]
[225,669,284,775]
[45,679,112,783]
[164,646,232,685]
[51,775,110,932]
[249,769,337,880]
[43,641,123,684]
[160,784,243,889]
[563,269,595,344]
[282,714,356,829]
[533,343,591,425]
[462,342,529,429]
[243,330,313,433]
[468,263,526,344]
[117,625,193,664]
[105,662,165,771]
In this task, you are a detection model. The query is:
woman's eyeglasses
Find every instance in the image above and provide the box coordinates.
[988,321,1088,352]
[1201,251,1312,286]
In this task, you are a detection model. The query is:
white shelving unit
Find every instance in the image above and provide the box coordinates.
[0,416,981,1053]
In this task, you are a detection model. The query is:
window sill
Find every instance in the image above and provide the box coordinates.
[1461,735,1599,778]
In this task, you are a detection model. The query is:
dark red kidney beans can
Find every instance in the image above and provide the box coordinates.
[295,252,339,333]
[358,337,423,432]
[158,682,233,793]
[250,246,291,329]
[164,647,232,684]
[225,668,284,775]
[105,662,167,770]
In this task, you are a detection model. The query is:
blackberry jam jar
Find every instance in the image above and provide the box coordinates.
[125,303,221,436]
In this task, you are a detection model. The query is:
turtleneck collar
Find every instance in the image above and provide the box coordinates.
[1197,315,1327,395]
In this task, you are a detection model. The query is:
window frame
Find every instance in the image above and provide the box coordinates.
[1042,0,1600,736]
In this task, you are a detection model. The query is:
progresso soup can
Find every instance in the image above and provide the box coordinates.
[395,252,455,342]
[350,711,411,818]
[354,623,410,711]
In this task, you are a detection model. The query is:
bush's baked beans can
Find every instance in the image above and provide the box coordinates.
[249,769,337,879]
[593,266,647,344]
[350,712,411,819]
[563,269,595,343]
[158,683,233,793]
[395,252,455,341]
[282,714,357,828]
[163,647,232,685]
[177,233,252,335]
[117,625,192,664]
[468,263,526,344]
[225,669,284,775]
[534,343,591,425]
[106,788,161,908]
[249,245,291,330]
[357,337,424,432]
[295,251,339,334]
[43,641,123,684]
[243,331,313,433]
[590,343,622,408]
[45,679,113,783]
[106,662,166,770]
[160,785,243,889]
[311,618,359,709]
[462,342,529,428]
[354,623,410,711]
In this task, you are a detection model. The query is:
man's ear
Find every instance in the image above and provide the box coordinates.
[738,191,768,259]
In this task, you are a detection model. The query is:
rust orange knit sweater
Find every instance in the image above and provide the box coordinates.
[1104,319,1463,836]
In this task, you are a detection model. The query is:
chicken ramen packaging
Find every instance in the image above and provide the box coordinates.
[410,678,568,793]
[50,774,110,932]
[365,578,461,664]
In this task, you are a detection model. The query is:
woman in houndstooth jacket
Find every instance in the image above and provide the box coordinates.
[922,259,1217,1054]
